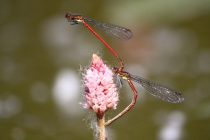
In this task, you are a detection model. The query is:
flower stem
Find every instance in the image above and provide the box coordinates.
[97,113,106,140]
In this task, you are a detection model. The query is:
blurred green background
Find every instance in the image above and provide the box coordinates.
[1,0,210,140]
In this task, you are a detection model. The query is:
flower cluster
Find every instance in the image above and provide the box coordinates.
[83,54,119,115]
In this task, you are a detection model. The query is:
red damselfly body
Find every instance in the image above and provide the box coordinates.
[65,12,132,71]
[105,67,184,126]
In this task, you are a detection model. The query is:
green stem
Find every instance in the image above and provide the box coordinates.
[97,113,106,140]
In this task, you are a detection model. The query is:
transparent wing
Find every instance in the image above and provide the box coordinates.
[115,74,123,89]
[84,17,133,40]
[130,74,184,103]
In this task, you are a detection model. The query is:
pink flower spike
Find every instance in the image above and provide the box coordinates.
[83,54,119,115]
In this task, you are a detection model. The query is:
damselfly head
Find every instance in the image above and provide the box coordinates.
[65,12,84,24]
[65,12,71,19]
[112,67,119,74]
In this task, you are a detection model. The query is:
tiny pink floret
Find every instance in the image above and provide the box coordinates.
[83,54,119,114]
